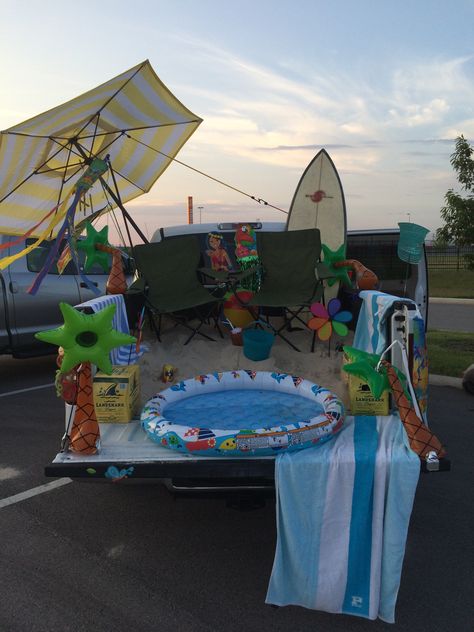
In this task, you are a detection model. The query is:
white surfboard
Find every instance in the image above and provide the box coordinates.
[286,149,347,299]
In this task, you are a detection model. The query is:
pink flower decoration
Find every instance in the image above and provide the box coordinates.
[308,298,352,341]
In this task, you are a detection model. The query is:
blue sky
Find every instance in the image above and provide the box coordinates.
[1,0,474,239]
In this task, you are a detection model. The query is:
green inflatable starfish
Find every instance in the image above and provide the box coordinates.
[35,303,136,374]
[321,243,352,287]
[77,223,111,272]
[343,345,408,399]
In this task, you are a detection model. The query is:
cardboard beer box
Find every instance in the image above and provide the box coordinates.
[93,365,140,423]
[342,353,390,416]
[348,373,390,415]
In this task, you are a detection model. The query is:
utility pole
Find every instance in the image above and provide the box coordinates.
[187,196,193,224]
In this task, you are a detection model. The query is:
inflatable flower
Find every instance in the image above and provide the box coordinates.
[308,299,352,341]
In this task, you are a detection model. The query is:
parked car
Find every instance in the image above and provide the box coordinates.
[0,235,134,358]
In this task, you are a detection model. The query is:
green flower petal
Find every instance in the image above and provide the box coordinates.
[332,321,349,337]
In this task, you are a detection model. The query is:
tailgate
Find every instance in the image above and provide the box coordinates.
[45,421,276,482]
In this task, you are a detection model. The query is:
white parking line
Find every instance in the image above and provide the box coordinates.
[0,383,55,398]
[0,478,72,509]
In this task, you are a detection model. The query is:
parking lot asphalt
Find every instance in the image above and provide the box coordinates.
[428,299,474,333]
[1,354,473,632]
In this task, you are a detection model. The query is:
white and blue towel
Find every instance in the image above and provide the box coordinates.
[352,290,428,424]
[353,290,412,354]
[266,415,420,623]
[75,294,148,366]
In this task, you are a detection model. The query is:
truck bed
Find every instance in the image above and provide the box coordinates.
[46,421,276,484]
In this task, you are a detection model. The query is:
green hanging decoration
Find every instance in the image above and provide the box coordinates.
[234,223,262,293]
[321,243,352,287]
[77,223,111,272]
[74,157,109,195]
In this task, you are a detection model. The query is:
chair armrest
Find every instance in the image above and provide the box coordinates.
[126,276,146,294]
[198,267,229,282]
[315,261,335,281]
[198,265,262,284]
[230,265,262,282]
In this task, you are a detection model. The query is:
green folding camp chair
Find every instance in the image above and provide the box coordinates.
[126,235,223,345]
[230,228,330,351]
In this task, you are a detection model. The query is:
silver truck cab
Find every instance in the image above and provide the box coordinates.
[0,235,133,357]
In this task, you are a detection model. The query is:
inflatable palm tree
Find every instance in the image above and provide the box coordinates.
[36,303,135,454]
[343,346,445,459]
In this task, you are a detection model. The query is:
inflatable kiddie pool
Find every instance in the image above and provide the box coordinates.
[140,370,345,456]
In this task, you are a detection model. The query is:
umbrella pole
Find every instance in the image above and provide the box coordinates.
[100,176,149,244]
[72,141,149,244]
[121,210,135,251]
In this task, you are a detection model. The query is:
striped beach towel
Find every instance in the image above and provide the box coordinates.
[266,414,420,622]
[75,294,148,366]
[353,290,417,354]
[353,290,429,423]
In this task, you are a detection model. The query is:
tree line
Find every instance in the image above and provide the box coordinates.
[435,135,474,247]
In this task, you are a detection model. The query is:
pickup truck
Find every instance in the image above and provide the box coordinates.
[44,224,433,499]
[0,235,133,358]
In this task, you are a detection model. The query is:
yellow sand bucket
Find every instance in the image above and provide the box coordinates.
[223,306,257,329]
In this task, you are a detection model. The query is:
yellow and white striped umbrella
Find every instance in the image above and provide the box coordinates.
[0,60,202,237]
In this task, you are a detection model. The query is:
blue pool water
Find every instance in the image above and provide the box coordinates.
[164,389,325,430]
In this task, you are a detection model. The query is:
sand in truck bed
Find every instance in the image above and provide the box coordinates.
[136,319,352,410]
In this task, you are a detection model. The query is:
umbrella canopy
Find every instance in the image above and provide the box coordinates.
[0,60,202,237]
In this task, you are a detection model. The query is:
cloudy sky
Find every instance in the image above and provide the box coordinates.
[1,0,473,239]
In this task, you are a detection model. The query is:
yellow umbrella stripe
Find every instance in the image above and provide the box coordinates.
[0,198,69,269]
[118,80,194,125]
[142,62,201,120]
[102,65,201,130]
[20,95,117,138]
[126,124,198,185]
[0,135,48,197]
[0,181,75,223]
[10,177,74,202]
[17,72,151,137]
[8,96,108,139]
[111,127,175,188]
[100,98,165,134]
[0,207,56,233]
[7,73,140,137]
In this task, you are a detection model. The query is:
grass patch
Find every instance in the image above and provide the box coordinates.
[427,330,474,377]
[429,269,474,298]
